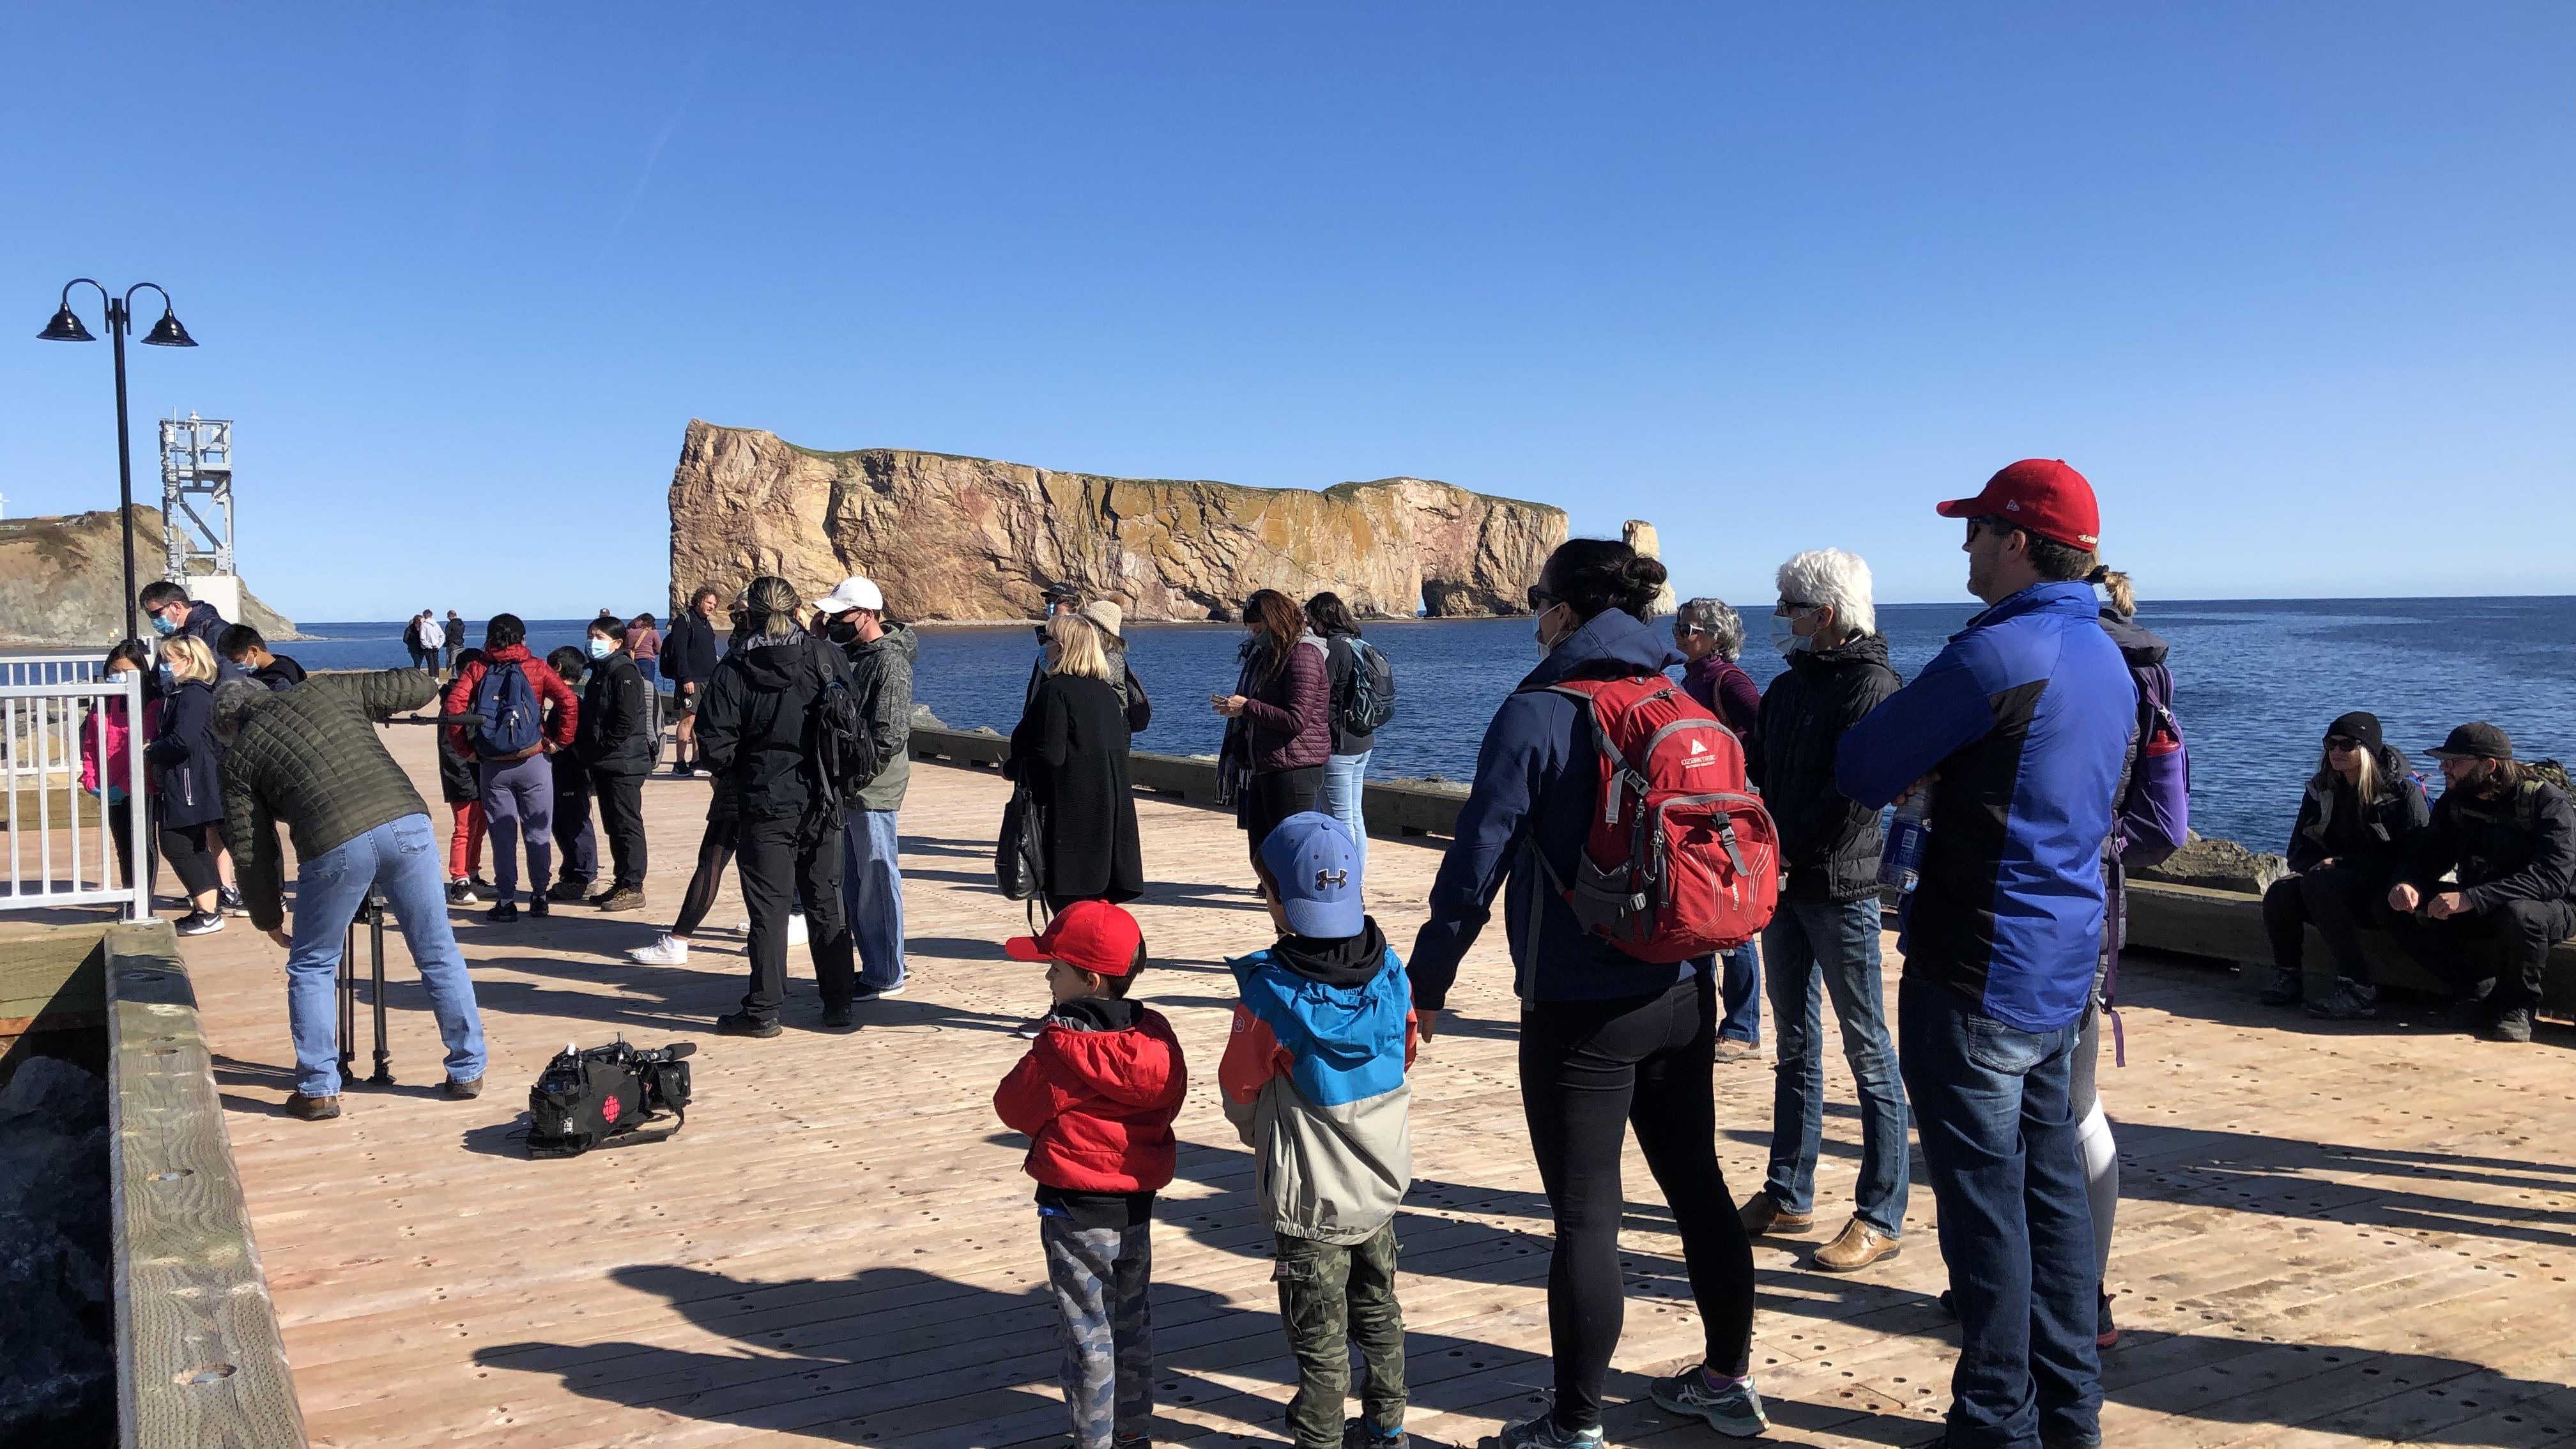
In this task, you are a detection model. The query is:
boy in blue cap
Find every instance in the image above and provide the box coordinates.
[1221,811,1418,1449]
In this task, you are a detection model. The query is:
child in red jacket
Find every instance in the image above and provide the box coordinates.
[993,901,1186,1449]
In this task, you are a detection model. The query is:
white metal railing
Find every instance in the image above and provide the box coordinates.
[3,654,151,919]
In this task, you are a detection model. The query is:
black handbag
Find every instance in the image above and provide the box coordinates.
[996,783,1048,901]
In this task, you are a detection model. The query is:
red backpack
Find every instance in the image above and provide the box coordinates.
[1537,677,1780,963]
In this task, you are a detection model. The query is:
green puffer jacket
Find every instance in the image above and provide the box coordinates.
[222,669,441,931]
[843,622,917,813]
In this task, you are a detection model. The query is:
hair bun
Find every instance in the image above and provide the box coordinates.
[1625,555,1669,587]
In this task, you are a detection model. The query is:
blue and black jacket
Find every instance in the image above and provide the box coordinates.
[1837,581,2136,1032]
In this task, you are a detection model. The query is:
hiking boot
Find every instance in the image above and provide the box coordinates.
[1713,1036,1762,1062]
[584,887,619,906]
[2256,967,2304,1006]
[2482,1008,2534,1043]
[597,887,647,913]
[1739,1192,1814,1236]
[628,933,690,966]
[1498,1409,1602,1448]
[1811,1217,1902,1273]
[176,910,226,937]
[442,1076,484,1100]
[1342,1419,1407,1448]
[285,1092,341,1121]
[716,1011,781,1038]
[1649,1365,1770,1438]
[2303,979,2379,1020]
[546,879,590,903]
[485,901,519,924]
[2097,1291,2119,1349]
[527,894,551,919]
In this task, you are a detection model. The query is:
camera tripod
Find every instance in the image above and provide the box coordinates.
[338,885,396,1087]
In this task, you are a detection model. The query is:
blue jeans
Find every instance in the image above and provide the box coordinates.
[1899,976,2101,1449]
[841,808,906,990]
[1718,942,1761,1045]
[1761,898,1909,1234]
[284,814,486,1098]
[1319,749,1370,871]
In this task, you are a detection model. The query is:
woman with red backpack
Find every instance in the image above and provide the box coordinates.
[1409,537,1768,1447]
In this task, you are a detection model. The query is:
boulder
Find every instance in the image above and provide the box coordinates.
[665,422,1568,623]
[2130,835,2289,896]
[1620,520,1679,617]
[0,507,298,648]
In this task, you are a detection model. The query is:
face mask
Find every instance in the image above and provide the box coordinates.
[1770,611,1811,657]
[149,612,178,637]
[156,664,176,691]
[826,619,859,645]
[1533,606,1561,657]
[587,637,615,660]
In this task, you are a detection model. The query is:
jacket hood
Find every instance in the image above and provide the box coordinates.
[2097,608,2170,668]
[738,629,813,691]
[1264,917,1391,990]
[852,621,919,665]
[482,642,535,666]
[1041,1000,1181,1107]
[1790,629,1892,677]
[1520,608,1678,691]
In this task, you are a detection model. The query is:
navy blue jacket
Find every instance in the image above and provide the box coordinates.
[1837,581,2135,1032]
[1408,608,1702,1009]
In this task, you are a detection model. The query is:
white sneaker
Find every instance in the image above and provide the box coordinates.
[788,912,809,946]
[628,934,689,966]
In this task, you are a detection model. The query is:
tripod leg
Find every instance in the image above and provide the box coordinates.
[339,917,356,1082]
[369,891,394,1085]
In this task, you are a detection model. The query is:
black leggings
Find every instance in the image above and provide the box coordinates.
[157,818,222,899]
[1519,971,1756,1430]
[670,816,741,937]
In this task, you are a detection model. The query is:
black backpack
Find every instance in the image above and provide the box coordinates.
[1335,636,1396,736]
[808,640,882,809]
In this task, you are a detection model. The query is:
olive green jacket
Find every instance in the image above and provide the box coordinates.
[222,669,441,932]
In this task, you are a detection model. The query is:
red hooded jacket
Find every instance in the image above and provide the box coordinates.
[993,998,1187,1193]
[443,642,579,760]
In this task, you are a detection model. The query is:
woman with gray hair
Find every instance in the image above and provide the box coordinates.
[1671,597,1767,1060]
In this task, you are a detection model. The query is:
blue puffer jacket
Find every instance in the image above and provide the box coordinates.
[1837,581,2136,1033]
[1407,608,1703,1008]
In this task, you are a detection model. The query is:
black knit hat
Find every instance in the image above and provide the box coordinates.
[2426,721,2513,762]
[2325,711,2383,753]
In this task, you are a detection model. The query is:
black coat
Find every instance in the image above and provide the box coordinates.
[2285,746,2428,878]
[144,679,227,831]
[1753,632,1901,904]
[696,632,850,825]
[2398,773,2576,912]
[1322,631,1376,756]
[664,613,720,686]
[1008,672,1144,903]
[578,650,654,778]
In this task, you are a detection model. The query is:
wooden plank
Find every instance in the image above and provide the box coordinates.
[107,920,308,1449]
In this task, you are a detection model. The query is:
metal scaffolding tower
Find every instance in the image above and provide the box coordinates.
[158,413,233,581]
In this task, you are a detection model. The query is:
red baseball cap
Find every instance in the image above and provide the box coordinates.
[1936,459,2101,550]
[1004,900,1143,977]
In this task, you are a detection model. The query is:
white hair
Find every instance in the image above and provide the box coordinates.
[1775,548,1876,639]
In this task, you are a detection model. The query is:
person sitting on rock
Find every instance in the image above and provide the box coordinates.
[2259,711,2430,1012]
[2382,723,2576,1043]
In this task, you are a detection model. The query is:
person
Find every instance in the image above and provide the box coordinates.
[217,624,307,691]
[576,618,653,912]
[628,612,663,690]
[1735,549,1912,1275]
[811,577,917,1000]
[1221,813,1415,1449]
[2258,713,2430,1013]
[543,646,601,905]
[1409,537,1766,1447]
[664,585,723,776]
[80,641,151,891]
[1023,590,1153,733]
[1008,612,1146,911]
[442,614,580,923]
[1835,459,2131,1449]
[694,576,862,1034]
[145,635,236,934]
[443,610,466,671]
[210,670,487,1122]
[1216,590,1331,865]
[2385,723,2576,1043]
[1671,597,1767,1061]
[437,648,492,905]
[991,901,1186,1449]
[403,612,427,671]
[1305,592,1378,875]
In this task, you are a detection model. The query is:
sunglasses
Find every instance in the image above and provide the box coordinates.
[1775,599,1818,615]
[1527,586,1561,612]
[2324,736,2361,751]
[1966,515,2017,545]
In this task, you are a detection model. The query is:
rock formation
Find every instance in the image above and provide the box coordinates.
[1620,519,1678,617]
[2129,834,2289,896]
[0,508,297,648]
[664,421,1568,622]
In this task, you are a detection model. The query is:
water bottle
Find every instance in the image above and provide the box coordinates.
[1879,788,1933,893]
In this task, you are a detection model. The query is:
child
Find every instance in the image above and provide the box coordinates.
[439,647,492,904]
[993,901,1186,1449]
[80,641,153,891]
[1222,812,1416,1449]
[544,645,600,903]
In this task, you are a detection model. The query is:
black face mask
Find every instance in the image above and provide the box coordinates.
[825,619,859,645]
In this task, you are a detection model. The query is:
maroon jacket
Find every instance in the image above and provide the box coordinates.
[1243,634,1332,774]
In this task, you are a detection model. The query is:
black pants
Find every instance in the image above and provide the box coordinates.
[553,776,596,889]
[1239,765,1324,861]
[157,817,222,898]
[2261,866,2391,981]
[673,816,741,936]
[2388,897,2576,1011]
[1519,972,1756,1431]
[108,794,137,890]
[736,812,855,1020]
[590,767,648,892]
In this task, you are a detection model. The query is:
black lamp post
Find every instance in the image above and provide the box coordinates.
[38,280,199,642]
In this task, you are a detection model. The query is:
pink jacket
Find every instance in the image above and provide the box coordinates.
[80,696,146,797]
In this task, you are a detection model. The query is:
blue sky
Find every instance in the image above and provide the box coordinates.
[3,4,2569,620]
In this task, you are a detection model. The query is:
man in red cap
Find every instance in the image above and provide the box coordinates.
[1836,459,2134,1449]
[992,901,1186,1449]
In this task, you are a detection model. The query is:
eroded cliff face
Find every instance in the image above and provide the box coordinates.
[665,421,1568,622]
[0,508,297,647]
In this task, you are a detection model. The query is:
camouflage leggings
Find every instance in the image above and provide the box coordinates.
[1276,1222,1407,1448]
[1043,1209,1154,1448]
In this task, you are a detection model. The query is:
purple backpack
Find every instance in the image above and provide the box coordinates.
[2115,657,2189,867]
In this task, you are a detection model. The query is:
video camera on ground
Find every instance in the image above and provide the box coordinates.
[525,1039,695,1159]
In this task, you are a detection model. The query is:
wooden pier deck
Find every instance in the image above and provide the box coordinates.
[171,724,2576,1448]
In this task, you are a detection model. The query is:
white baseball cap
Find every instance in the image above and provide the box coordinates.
[815,577,884,614]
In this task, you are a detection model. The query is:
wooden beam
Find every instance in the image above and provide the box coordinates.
[107,920,308,1449]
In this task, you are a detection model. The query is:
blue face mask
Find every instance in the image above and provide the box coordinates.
[587,637,615,660]
[149,611,179,637]
[156,664,176,691]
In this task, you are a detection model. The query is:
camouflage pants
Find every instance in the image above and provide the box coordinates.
[1275,1222,1407,1448]
[1043,1209,1154,1449]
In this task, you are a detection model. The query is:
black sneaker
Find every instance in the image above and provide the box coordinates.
[486,901,519,924]
[820,1004,856,1031]
[2255,967,2303,1006]
[546,879,590,903]
[218,885,249,917]
[854,981,909,1001]
[447,880,480,906]
[2446,994,2497,1031]
[2482,1008,2534,1043]
[2097,1292,2119,1348]
[176,909,226,937]
[716,1011,782,1038]
[1343,1418,1409,1448]
[2303,979,2379,1020]
[527,894,551,919]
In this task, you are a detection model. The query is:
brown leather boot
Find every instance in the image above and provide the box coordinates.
[1811,1216,1902,1273]
[285,1092,341,1121]
[1738,1193,1814,1236]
